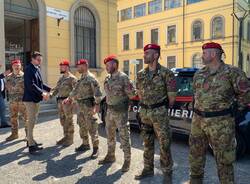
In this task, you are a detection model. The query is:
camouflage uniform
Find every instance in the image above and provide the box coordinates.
[69,71,102,149]
[103,71,136,162]
[136,63,176,174]
[190,62,250,184]
[50,72,77,145]
[5,71,28,140]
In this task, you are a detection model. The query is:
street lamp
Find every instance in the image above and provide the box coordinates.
[233,10,248,70]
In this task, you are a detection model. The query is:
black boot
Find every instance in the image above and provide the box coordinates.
[90,147,99,159]
[29,144,43,154]
[75,144,90,152]
[135,168,154,180]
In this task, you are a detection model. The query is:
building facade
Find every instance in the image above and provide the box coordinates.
[117,0,250,80]
[0,0,117,86]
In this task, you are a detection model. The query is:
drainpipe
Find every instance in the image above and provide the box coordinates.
[182,0,185,68]
[232,0,235,66]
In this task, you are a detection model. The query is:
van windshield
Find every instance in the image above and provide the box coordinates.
[176,76,193,96]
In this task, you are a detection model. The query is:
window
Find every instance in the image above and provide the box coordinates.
[123,60,130,76]
[167,25,176,44]
[192,20,203,41]
[134,3,146,18]
[148,0,162,15]
[165,0,181,9]
[74,7,96,68]
[211,16,224,39]
[247,54,250,76]
[121,8,132,21]
[192,53,203,68]
[247,21,250,42]
[187,0,203,4]
[123,34,129,50]
[117,11,119,22]
[136,31,143,49]
[151,28,159,44]
[136,59,144,74]
[167,56,176,69]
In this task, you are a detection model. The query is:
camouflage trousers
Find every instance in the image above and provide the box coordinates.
[139,106,173,173]
[105,108,131,161]
[58,100,74,139]
[9,101,28,134]
[189,114,235,184]
[77,103,99,148]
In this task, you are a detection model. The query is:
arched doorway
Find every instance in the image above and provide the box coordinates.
[4,0,39,69]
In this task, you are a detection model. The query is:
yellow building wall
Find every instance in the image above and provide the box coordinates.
[43,0,117,87]
[117,0,250,79]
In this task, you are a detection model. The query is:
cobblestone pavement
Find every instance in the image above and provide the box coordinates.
[0,115,249,184]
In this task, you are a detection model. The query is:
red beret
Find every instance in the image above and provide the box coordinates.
[104,55,117,64]
[76,59,88,65]
[59,59,70,66]
[11,59,21,66]
[144,44,161,52]
[202,42,224,52]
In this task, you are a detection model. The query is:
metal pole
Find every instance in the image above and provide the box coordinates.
[238,19,243,70]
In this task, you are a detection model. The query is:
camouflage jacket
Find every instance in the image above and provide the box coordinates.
[136,63,176,105]
[193,62,250,111]
[69,71,102,104]
[104,71,136,106]
[50,72,77,98]
[6,72,24,102]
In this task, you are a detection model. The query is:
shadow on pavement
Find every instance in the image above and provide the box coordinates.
[32,152,91,181]
[0,145,26,167]
[76,163,122,184]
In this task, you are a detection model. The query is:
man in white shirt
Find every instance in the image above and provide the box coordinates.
[0,64,11,128]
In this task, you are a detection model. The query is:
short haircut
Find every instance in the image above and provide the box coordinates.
[31,51,42,59]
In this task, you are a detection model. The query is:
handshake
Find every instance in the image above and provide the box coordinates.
[42,92,50,101]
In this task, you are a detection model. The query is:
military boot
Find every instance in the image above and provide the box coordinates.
[134,168,154,180]
[91,147,99,159]
[75,144,90,152]
[163,172,172,184]
[62,135,73,147]
[98,154,116,165]
[184,178,203,184]
[121,160,130,172]
[6,131,18,141]
[56,137,67,145]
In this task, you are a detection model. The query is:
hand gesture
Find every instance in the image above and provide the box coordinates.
[63,98,72,105]
[93,104,100,114]
[42,92,49,101]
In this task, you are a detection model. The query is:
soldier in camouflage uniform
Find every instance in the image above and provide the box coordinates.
[135,44,176,183]
[50,60,77,147]
[98,55,136,172]
[64,59,102,159]
[5,59,28,141]
[188,42,250,184]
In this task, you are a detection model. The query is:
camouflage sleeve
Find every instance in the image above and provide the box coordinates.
[50,78,61,98]
[69,79,80,99]
[124,75,136,99]
[165,71,176,98]
[5,76,11,92]
[91,78,102,104]
[231,70,250,108]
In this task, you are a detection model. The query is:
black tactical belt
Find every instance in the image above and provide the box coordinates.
[107,101,129,112]
[77,97,95,102]
[194,108,232,118]
[56,97,68,101]
[140,99,168,109]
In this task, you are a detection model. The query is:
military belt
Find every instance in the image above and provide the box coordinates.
[194,108,232,118]
[140,99,168,109]
[56,96,68,101]
[107,101,129,112]
[77,97,95,107]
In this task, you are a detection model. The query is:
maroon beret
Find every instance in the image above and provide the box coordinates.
[143,44,161,52]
